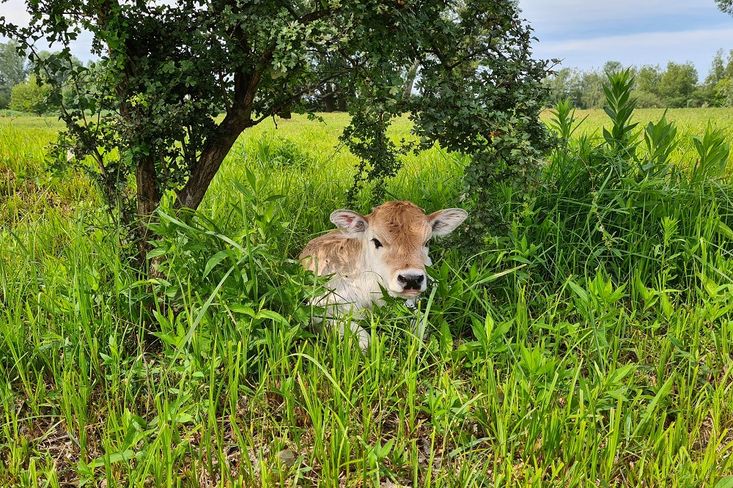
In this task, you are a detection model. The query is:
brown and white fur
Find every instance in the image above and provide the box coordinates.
[299,201,468,349]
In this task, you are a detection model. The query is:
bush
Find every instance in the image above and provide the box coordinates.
[714,78,733,107]
[0,88,10,109]
[633,90,664,108]
[503,70,733,303]
[9,75,53,114]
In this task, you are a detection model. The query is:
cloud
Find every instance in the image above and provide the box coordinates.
[520,0,698,19]
[517,0,732,77]
[533,27,733,76]
[1,1,31,26]
[518,0,723,34]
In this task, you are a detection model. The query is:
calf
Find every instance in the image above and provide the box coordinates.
[299,200,467,349]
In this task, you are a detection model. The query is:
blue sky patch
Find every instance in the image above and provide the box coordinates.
[519,0,733,77]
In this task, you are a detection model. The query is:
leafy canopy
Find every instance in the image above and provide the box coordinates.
[1,0,550,252]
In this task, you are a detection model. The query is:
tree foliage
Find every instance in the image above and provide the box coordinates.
[1,0,550,258]
[0,40,26,108]
[9,74,52,114]
[657,62,698,107]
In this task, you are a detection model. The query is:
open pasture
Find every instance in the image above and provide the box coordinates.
[1,107,733,486]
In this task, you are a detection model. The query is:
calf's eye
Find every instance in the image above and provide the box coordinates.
[372,238,383,249]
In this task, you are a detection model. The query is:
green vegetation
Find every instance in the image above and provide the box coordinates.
[718,0,733,15]
[2,74,733,486]
[545,52,733,109]
[8,75,53,115]
[0,41,26,109]
[2,1,549,266]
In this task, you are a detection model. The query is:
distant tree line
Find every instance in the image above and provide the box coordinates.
[544,51,733,109]
[0,41,26,109]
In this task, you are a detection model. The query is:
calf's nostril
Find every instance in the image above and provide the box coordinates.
[397,274,407,284]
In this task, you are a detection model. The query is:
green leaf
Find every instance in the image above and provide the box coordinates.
[203,250,230,277]
[230,305,256,316]
[714,477,733,488]
[567,278,589,304]
[146,247,167,259]
[89,449,137,469]
[256,309,289,325]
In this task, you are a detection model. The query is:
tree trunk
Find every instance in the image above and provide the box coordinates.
[279,104,292,119]
[176,111,251,209]
[176,66,265,210]
[402,59,420,100]
[323,84,337,112]
[135,154,160,264]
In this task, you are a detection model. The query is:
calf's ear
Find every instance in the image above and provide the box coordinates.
[330,209,368,234]
[428,208,468,237]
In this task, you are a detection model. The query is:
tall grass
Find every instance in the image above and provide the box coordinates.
[1,78,733,486]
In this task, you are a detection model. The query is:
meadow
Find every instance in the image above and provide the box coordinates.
[2,104,733,486]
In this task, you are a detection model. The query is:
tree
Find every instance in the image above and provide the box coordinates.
[0,41,26,108]
[717,0,733,14]
[707,50,726,86]
[1,0,550,261]
[29,50,83,86]
[658,62,698,107]
[634,65,663,107]
[715,78,733,106]
[9,75,52,114]
[543,67,583,107]
[578,71,606,108]
[725,49,733,79]
[4,49,81,114]
[635,65,660,94]
[603,60,624,76]
[401,59,420,101]
[699,51,728,106]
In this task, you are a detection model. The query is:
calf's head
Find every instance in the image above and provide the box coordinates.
[330,201,467,298]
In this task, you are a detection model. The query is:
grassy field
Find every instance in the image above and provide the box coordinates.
[2,107,733,486]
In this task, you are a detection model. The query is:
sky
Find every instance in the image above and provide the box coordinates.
[518,0,733,78]
[1,0,732,78]
[0,1,96,62]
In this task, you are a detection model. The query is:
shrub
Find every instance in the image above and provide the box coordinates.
[633,90,664,108]
[9,75,53,114]
[504,70,733,303]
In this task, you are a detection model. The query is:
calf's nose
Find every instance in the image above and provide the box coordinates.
[397,273,425,290]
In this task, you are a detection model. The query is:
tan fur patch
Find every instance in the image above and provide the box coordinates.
[299,231,363,275]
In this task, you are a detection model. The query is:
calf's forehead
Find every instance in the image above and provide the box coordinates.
[368,202,431,243]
